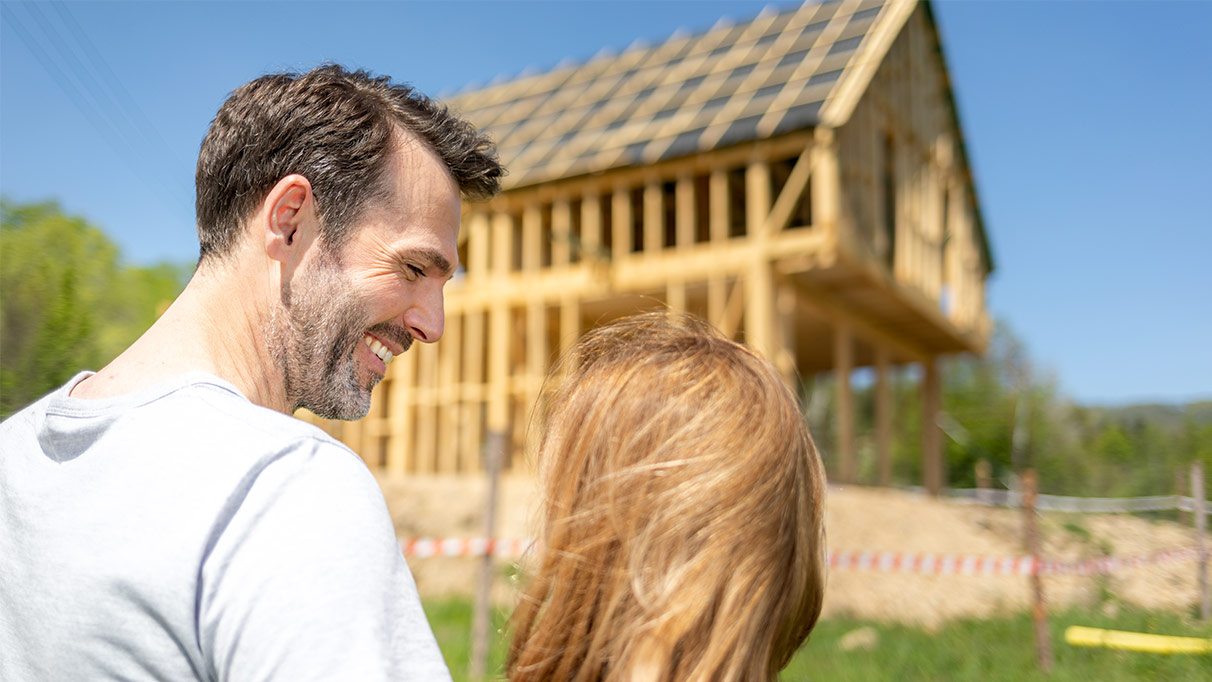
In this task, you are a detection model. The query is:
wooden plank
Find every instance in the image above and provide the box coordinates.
[416,341,438,473]
[810,126,840,242]
[468,211,490,281]
[875,345,893,486]
[667,278,687,314]
[835,323,855,483]
[488,303,510,431]
[709,168,729,244]
[522,204,541,272]
[437,313,461,473]
[676,174,695,248]
[581,192,602,261]
[612,185,632,259]
[922,355,943,495]
[552,198,572,267]
[764,143,814,233]
[745,160,773,357]
[492,212,513,277]
[559,296,581,353]
[461,308,485,473]
[386,347,415,475]
[775,280,797,387]
[643,181,663,254]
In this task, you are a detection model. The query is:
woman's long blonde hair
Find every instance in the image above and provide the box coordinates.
[509,313,827,682]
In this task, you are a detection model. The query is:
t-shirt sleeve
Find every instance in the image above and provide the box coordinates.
[197,439,452,682]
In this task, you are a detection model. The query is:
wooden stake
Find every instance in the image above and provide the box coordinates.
[469,428,505,680]
[1193,461,1209,621]
[1022,469,1053,672]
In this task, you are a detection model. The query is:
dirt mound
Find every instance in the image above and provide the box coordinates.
[377,474,1208,627]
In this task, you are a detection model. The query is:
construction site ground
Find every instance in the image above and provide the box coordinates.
[376,474,1207,629]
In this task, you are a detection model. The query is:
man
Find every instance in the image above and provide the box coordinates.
[0,65,501,680]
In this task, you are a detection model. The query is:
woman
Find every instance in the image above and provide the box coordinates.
[510,312,827,682]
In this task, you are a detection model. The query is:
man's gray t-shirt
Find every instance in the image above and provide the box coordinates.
[0,372,452,681]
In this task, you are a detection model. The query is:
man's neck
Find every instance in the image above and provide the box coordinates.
[70,255,289,412]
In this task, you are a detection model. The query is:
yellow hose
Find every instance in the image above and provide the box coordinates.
[1065,626,1212,654]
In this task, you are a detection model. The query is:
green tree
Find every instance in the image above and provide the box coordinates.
[0,200,190,417]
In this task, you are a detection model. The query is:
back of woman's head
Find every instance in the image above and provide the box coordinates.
[509,312,827,682]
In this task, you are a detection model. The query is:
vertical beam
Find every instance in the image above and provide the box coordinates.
[708,277,727,330]
[643,181,663,254]
[922,356,944,496]
[834,324,855,484]
[667,279,687,314]
[612,186,632,259]
[461,308,485,473]
[745,159,774,358]
[775,280,797,387]
[581,191,602,262]
[491,212,513,277]
[437,314,461,473]
[521,205,541,272]
[810,126,840,241]
[559,296,580,354]
[415,342,438,473]
[467,211,490,282]
[526,301,548,440]
[875,345,893,487]
[487,304,510,432]
[709,168,729,243]
[387,341,415,475]
[675,174,695,248]
[551,198,572,267]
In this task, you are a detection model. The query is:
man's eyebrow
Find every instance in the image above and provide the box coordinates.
[411,248,454,278]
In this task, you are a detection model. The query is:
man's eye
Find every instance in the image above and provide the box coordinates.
[406,264,425,279]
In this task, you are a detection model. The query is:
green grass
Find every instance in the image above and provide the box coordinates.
[426,598,1212,682]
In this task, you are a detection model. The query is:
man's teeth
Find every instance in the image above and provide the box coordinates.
[363,335,394,366]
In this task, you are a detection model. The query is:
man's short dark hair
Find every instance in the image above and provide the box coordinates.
[195,64,502,260]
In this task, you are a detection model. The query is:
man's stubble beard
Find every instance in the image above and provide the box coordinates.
[267,257,377,421]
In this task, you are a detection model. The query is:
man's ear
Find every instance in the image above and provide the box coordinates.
[262,174,319,264]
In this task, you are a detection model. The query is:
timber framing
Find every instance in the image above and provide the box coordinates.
[304,0,993,495]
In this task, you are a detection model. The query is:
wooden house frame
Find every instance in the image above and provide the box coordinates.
[307,0,993,494]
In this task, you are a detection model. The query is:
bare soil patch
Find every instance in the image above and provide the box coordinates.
[377,474,1208,627]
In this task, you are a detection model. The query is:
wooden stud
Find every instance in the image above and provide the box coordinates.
[612,186,632,259]
[676,174,695,249]
[552,198,572,267]
[709,168,730,243]
[922,356,943,496]
[461,307,485,473]
[643,182,663,255]
[875,345,893,487]
[582,192,602,261]
[835,323,855,484]
[522,204,541,272]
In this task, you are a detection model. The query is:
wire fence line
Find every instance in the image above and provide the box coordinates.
[893,486,1212,515]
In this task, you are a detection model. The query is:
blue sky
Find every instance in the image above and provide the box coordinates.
[2,1,1209,406]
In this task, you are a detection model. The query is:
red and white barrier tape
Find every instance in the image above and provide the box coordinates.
[400,537,531,559]
[827,547,1202,577]
[399,538,1202,577]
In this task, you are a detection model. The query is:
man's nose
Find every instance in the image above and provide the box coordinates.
[402,283,444,343]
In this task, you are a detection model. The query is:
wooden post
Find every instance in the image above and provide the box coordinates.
[834,324,855,483]
[1176,468,1189,526]
[1022,469,1053,672]
[745,160,773,358]
[1194,461,1209,621]
[875,346,892,487]
[469,428,504,680]
[976,459,992,505]
[922,357,943,496]
[612,185,632,258]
